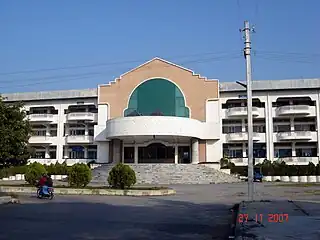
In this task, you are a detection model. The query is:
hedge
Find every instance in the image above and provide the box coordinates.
[0,162,70,179]
[229,159,320,176]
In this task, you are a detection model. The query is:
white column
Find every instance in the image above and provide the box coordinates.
[191,139,199,164]
[63,146,69,159]
[241,119,246,132]
[290,117,295,131]
[242,143,247,157]
[84,146,88,159]
[97,142,109,163]
[45,147,50,158]
[174,144,178,164]
[85,124,89,135]
[46,125,50,136]
[292,142,296,157]
[134,145,138,164]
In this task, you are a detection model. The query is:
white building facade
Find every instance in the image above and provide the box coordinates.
[3,58,320,167]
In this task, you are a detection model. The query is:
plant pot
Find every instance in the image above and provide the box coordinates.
[290,176,299,182]
[272,176,281,182]
[316,176,320,183]
[280,176,290,182]
[15,174,22,181]
[2,177,9,181]
[62,175,68,179]
[307,176,317,183]
[299,176,308,183]
[21,174,25,180]
[263,176,272,182]
[9,176,16,181]
[55,175,62,180]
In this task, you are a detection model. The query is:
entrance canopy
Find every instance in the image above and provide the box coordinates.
[105,116,220,140]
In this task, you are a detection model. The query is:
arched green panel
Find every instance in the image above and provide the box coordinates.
[124,78,189,118]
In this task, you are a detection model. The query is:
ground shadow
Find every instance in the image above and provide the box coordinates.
[0,196,234,240]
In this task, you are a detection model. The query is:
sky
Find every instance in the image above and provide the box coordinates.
[0,0,319,93]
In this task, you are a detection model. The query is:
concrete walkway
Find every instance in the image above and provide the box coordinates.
[235,200,320,240]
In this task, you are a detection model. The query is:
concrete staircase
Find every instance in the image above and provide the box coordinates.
[91,164,241,184]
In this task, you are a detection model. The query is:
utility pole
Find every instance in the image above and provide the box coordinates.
[241,21,254,201]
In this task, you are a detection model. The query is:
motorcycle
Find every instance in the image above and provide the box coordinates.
[37,186,54,200]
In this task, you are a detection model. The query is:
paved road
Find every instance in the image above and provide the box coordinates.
[0,182,319,240]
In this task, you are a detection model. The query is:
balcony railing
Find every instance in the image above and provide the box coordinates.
[276,131,312,141]
[66,135,94,144]
[226,132,261,142]
[28,113,54,122]
[29,136,53,144]
[226,107,260,117]
[276,105,311,116]
[67,112,97,122]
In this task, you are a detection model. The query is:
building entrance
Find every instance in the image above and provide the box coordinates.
[123,142,191,164]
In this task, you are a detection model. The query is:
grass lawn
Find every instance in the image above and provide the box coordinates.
[267,183,320,187]
[0,183,169,190]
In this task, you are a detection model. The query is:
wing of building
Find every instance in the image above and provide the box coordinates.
[3,57,320,166]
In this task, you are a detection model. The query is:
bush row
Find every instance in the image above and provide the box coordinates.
[25,162,92,187]
[0,162,70,179]
[228,160,320,176]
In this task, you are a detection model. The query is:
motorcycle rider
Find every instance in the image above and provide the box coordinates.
[46,174,53,188]
[37,174,48,195]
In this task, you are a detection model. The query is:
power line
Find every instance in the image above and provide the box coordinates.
[0,50,240,76]
[0,54,242,89]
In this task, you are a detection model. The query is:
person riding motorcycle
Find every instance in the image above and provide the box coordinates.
[37,174,50,195]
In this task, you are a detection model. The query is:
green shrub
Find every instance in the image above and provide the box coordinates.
[306,162,316,175]
[54,162,68,175]
[316,164,320,175]
[108,163,136,189]
[68,163,92,188]
[25,162,47,185]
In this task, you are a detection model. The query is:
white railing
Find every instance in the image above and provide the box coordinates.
[227,107,259,117]
[28,113,54,122]
[29,136,53,144]
[67,112,97,122]
[277,131,312,141]
[226,132,260,142]
[66,135,94,143]
[276,105,311,115]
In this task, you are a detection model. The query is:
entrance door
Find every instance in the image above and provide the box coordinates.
[138,143,175,163]
[178,146,191,163]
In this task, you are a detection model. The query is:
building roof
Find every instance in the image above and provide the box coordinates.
[2,88,97,102]
[219,78,320,92]
[2,78,320,102]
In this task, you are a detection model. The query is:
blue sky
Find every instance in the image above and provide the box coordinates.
[0,0,319,93]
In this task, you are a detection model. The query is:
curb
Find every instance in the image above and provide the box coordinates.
[0,186,176,196]
[0,196,20,205]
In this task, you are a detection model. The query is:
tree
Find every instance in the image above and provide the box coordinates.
[0,96,32,168]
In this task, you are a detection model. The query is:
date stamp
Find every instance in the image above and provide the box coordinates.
[238,213,289,223]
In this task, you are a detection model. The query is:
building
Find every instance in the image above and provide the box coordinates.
[3,58,320,167]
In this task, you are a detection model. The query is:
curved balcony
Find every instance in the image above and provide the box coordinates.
[28,114,54,122]
[104,116,220,140]
[226,132,261,142]
[67,112,97,122]
[276,105,311,116]
[277,131,312,141]
[66,135,94,144]
[227,107,260,117]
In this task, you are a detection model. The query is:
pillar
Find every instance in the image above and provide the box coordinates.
[292,142,296,157]
[241,119,246,132]
[134,145,138,164]
[63,146,69,159]
[174,144,178,164]
[45,147,50,158]
[112,139,121,163]
[97,142,109,163]
[242,142,247,158]
[46,125,50,136]
[290,117,294,131]
[191,139,199,164]
[85,124,89,136]
[84,146,88,159]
